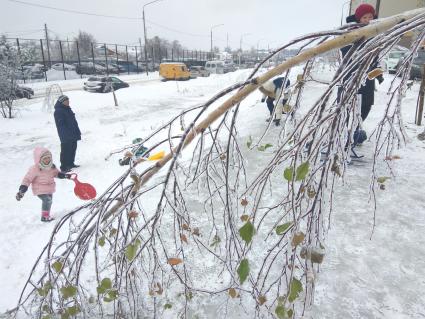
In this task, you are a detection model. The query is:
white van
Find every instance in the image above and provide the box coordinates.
[205,61,225,74]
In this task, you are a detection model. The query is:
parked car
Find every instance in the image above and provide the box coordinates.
[15,69,44,80]
[223,60,236,73]
[14,85,34,98]
[76,62,106,75]
[51,63,76,71]
[159,63,190,81]
[116,61,143,73]
[396,49,425,80]
[83,76,129,93]
[189,66,210,78]
[383,50,407,74]
[0,83,34,100]
[97,62,119,74]
[204,60,225,74]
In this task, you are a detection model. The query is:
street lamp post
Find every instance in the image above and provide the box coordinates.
[257,38,265,61]
[210,24,224,58]
[143,0,163,76]
[239,33,251,66]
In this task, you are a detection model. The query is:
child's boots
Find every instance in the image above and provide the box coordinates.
[41,210,54,222]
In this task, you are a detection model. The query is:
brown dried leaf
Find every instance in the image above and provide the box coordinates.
[180,234,188,244]
[167,258,183,266]
[124,151,133,158]
[258,295,267,305]
[192,227,200,236]
[128,210,139,218]
[182,224,189,231]
[155,283,163,295]
[220,153,226,160]
[241,198,248,206]
[291,231,305,247]
[228,288,237,298]
[240,215,250,222]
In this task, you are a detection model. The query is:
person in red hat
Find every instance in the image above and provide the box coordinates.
[354,3,376,24]
[339,3,384,146]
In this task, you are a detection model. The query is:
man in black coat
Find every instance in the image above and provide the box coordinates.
[54,95,81,172]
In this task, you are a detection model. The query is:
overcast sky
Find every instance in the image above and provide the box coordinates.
[1,0,350,50]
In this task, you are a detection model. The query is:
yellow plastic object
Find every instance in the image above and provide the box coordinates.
[148,151,165,161]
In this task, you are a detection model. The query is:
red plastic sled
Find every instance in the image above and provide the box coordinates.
[69,173,96,200]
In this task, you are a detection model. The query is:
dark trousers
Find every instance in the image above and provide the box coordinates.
[60,141,77,170]
[37,194,53,212]
[266,97,275,115]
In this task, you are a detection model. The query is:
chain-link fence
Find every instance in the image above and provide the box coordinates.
[4,37,217,83]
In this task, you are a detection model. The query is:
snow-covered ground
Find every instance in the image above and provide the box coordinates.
[1,68,425,318]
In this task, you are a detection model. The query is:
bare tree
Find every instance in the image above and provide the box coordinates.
[0,35,21,118]
[10,8,425,319]
[73,30,97,59]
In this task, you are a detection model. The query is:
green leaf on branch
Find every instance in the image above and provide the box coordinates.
[60,286,77,299]
[239,221,255,244]
[210,235,221,248]
[98,236,106,247]
[295,162,310,181]
[257,143,273,151]
[97,278,112,294]
[237,259,250,285]
[288,278,303,302]
[37,281,52,297]
[66,305,80,316]
[377,176,391,184]
[276,222,292,235]
[52,261,63,273]
[284,167,294,181]
[275,305,287,319]
[164,303,172,309]
[125,239,141,262]
[107,289,118,300]
[247,135,253,148]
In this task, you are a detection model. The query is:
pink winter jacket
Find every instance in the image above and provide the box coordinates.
[21,147,60,196]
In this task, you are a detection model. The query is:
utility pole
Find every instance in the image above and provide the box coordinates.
[44,23,51,68]
[142,0,164,76]
[142,9,149,76]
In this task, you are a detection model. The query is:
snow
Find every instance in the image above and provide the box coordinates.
[1,67,425,318]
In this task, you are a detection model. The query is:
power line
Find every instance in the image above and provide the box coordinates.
[8,0,140,20]
[8,0,209,38]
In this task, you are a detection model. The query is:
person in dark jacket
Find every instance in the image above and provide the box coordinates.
[54,95,81,172]
[340,3,384,122]
[340,4,384,146]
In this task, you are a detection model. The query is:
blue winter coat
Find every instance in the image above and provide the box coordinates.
[54,101,81,143]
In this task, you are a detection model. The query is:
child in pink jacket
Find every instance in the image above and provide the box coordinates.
[16,147,71,222]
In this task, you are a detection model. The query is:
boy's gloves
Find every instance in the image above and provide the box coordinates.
[261,97,266,103]
[16,191,24,201]
[65,173,72,179]
[377,75,384,84]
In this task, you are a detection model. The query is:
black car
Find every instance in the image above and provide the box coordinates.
[0,84,34,100]
[15,85,34,98]
[83,76,129,93]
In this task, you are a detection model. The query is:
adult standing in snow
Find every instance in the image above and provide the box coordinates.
[259,77,291,126]
[53,95,81,172]
[340,4,384,128]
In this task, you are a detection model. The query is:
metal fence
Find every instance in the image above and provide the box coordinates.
[4,37,226,83]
